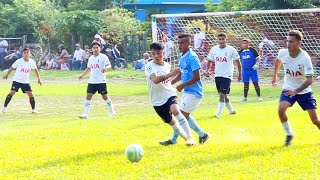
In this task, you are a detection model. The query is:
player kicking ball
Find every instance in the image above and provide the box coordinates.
[145,42,195,146]
[2,48,42,113]
[272,30,320,146]
[79,41,115,119]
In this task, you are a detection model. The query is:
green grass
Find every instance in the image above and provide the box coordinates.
[0,70,320,179]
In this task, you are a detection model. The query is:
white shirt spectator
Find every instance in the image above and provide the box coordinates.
[145,60,177,106]
[164,40,173,59]
[73,49,84,60]
[0,39,8,53]
[278,49,313,94]
[259,38,275,50]
[12,58,37,83]
[87,53,110,84]
[194,32,205,49]
[207,45,240,79]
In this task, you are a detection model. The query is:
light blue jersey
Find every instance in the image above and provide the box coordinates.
[179,49,204,98]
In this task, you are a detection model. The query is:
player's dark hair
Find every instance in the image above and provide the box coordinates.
[91,40,101,48]
[218,32,227,39]
[178,34,192,42]
[242,38,250,43]
[22,48,30,52]
[149,42,163,51]
[288,30,303,41]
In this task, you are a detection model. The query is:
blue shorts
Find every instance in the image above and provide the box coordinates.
[242,70,259,83]
[280,90,317,110]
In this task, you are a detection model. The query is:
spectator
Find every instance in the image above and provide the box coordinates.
[4,46,22,71]
[163,35,173,63]
[81,45,91,70]
[258,34,275,69]
[94,34,107,53]
[70,43,84,71]
[134,53,150,71]
[57,44,70,70]
[0,39,9,71]
[193,27,205,51]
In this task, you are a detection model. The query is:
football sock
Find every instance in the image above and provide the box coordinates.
[29,97,35,110]
[4,94,12,107]
[253,82,261,96]
[225,102,235,113]
[171,122,187,140]
[217,102,225,115]
[282,121,294,136]
[188,117,205,137]
[244,82,249,97]
[175,113,192,137]
[84,100,91,115]
[106,98,114,113]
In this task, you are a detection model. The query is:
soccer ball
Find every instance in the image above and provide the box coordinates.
[125,144,144,162]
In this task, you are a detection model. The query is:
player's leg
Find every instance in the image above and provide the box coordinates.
[279,91,295,146]
[215,77,225,118]
[241,71,249,101]
[99,83,115,117]
[251,71,262,101]
[3,81,19,113]
[223,79,235,114]
[25,91,37,113]
[80,84,95,119]
[297,92,320,129]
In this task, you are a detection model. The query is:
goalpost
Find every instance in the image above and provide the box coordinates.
[151,8,320,83]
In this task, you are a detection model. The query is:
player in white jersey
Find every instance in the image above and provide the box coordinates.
[206,33,242,118]
[2,48,42,113]
[79,41,115,119]
[272,30,320,146]
[145,42,195,146]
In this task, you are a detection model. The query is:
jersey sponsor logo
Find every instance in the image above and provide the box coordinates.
[90,64,100,69]
[286,69,302,77]
[216,57,227,62]
[242,54,251,59]
[20,68,30,73]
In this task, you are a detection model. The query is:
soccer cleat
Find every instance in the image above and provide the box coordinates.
[199,133,210,144]
[31,109,38,114]
[79,114,88,119]
[214,114,221,118]
[185,136,196,146]
[230,110,236,114]
[258,96,263,102]
[284,135,294,146]
[2,107,7,113]
[159,139,175,146]
[109,111,116,117]
[240,97,247,101]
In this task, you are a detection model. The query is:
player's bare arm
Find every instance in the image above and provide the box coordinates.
[235,60,242,82]
[150,68,180,84]
[171,71,182,85]
[79,68,91,80]
[34,69,42,85]
[285,76,313,97]
[272,59,282,86]
[102,64,112,73]
[176,69,200,92]
[2,67,15,80]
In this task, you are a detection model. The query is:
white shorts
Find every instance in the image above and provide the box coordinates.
[180,93,202,113]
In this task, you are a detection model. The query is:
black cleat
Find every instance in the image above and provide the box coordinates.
[284,135,294,146]
[159,139,176,146]
[199,133,210,144]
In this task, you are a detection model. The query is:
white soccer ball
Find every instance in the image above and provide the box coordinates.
[125,144,144,162]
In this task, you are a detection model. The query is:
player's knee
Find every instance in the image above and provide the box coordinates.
[311,119,320,126]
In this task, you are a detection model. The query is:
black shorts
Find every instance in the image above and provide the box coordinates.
[11,81,32,93]
[215,77,231,94]
[87,83,107,95]
[153,96,178,123]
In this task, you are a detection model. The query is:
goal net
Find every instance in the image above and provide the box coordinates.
[151,8,320,83]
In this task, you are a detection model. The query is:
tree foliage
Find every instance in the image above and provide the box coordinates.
[205,0,319,12]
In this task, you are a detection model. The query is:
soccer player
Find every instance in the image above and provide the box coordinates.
[145,42,195,146]
[79,41,115,119]
[159,34,209,146]
[2,48,42,113]
[206,33,242,118]
[239,38,262,101]
[272,30,320,146]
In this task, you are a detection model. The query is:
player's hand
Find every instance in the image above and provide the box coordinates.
[38,79,42,86]
[79,75,83,81]
[272,77,277,87]
[252,63,259,70]
[176,84,183,92]
[237,75,242,82]
[2,75,8,80]
[101,69,107,73]
[171,68,181,76]
[284,89,297,98]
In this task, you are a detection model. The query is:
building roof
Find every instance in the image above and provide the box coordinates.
[124,0,220,5]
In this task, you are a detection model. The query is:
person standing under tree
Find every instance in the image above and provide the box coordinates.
[239,38,262,101]
[79,41,115,119]
[2,48,42,113]
[272,30,320,146]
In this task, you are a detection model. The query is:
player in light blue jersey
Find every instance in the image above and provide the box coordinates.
[159,34,209,146]
[238,38,262,101]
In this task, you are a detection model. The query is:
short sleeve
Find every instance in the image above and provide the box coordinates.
[250,48,259,59]
[87,58,92,68]
[190,55,201,71]
[12,59,19,69]
[145,63,155,79]
[31,60,37,69]
[104,55,110,66]
[303,53,313,76]
[207,47,215,61]
[277,49,285,62]
[231,47,240,61]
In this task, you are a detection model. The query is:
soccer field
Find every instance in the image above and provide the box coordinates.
[0,70,319,179]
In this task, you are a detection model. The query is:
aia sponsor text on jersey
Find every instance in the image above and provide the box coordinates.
[286,69,302,77]
[90,64,100,69]
[20,68,30,73]
[216,57,227,62]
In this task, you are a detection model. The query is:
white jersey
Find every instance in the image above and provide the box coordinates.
[12,58,37,84]
[145,60,177,106]
[207,45,239,79]
[194,32,205,49]
[278,49,313,94]
[87,53,110,84]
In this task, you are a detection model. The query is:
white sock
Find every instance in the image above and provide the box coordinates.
[175,113,192,137]
[225,102,234,113]
[217,102,225,116]
[106,98,114,113]
[84,100,91,115]
[282,121,294,136]
[171,122,187,140]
